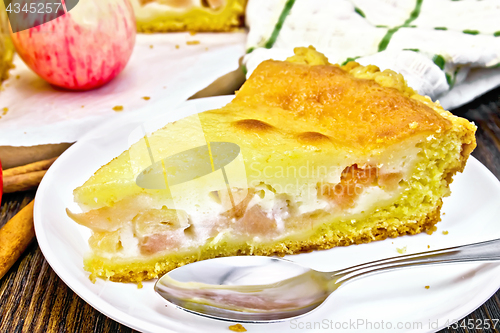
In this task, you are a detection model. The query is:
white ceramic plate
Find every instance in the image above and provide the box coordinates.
[34,96,500,333]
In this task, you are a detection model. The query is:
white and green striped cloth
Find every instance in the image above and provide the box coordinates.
[244,0,500,109]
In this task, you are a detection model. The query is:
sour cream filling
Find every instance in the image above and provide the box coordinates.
[103,179,403,259]
[96,145,423,259]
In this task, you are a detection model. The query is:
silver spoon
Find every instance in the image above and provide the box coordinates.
[155,238,500,323]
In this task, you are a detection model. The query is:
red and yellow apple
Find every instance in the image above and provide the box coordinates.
[10,0,136,90]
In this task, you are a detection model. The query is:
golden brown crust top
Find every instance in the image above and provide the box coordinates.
[231,59,452,150]
[296,131,332,144]
[233,118,275,132]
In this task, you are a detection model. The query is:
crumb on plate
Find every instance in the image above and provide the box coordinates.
[396,246,407,254]
[425,286,430,289]
[426,225,437,235]
[186,40,200,45]
[229,324,247,332]
[442,231,449,235]
[142,96,151,101]
[113,105,124,112]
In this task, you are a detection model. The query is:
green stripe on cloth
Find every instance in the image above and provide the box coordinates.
[434,27,447,30]
[403,0,423,25]
[378,27,399,52]
[446,68,459,88]
[433,55,446,70]
[463,29,480,35]
[495,31,500,37]
[341,56,361,66]
[263,0,296,49]
[377,0,424,52]
[354,7,365,18]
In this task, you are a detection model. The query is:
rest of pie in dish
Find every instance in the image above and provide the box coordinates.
[68,46,476,282]
[129,0,246,32]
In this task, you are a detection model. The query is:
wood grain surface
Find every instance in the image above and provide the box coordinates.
[2,88,500,333]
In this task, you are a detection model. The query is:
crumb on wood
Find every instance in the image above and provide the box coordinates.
[142,96,151,101]
[16,75,20,79]
[186,40,200,45]
[113,105,124,112]
[229,324,247,332]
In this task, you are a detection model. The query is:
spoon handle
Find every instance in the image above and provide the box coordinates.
[333,238,500,285]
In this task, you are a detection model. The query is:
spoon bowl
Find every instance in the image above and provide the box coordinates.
[155,238,500,323]
[155,256,333,322]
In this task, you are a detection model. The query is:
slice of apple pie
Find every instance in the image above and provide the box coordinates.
[68,46,476,282]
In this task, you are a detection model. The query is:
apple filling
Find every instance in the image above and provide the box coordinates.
[69,162,407,258]
[318,164,402,210]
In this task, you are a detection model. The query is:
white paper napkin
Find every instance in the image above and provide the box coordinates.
[0,32,246,146]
